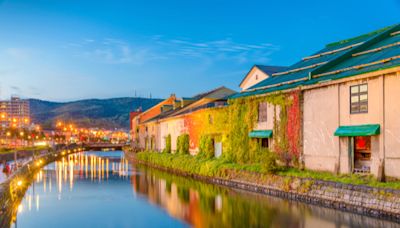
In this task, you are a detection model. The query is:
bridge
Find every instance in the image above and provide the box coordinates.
[83,143,126,151]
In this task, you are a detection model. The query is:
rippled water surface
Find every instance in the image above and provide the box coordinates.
[13,151,400,228]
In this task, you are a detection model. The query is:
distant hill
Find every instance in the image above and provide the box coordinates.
[28,97,163,130]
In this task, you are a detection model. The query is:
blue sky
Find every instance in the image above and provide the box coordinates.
[0,0,399,101]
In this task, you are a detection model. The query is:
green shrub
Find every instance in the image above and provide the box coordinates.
[198,135,214,158]
[163,134,171,153]
[177,134,190,154]
[135,152,400,190]
[144,137,149,150]
[150,136,155,150]
[259,150,279,174]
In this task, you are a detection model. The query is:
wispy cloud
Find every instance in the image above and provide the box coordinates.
[68,38,162,65]
[67,36,279,65]
[153,36,279,63]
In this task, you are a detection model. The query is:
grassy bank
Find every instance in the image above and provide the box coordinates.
[135,151,400,190]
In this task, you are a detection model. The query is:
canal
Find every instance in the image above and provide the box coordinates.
[12,151,400,228]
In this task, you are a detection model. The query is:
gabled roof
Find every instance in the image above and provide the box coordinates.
[239,65,288,88]
[165,86,236,118]
[256,65,288,75]
[192,86,228,100]
[141,86,236,124]
[142,106,184,124]
[232,24,400,99]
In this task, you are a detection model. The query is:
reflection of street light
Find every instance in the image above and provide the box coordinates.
[18,204,23,212]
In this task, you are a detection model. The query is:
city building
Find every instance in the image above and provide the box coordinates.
[0,96,30,129]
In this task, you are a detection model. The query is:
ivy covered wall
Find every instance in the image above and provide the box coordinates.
[183,90,303,166]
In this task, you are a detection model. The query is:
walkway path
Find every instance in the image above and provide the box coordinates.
[0,157,34,184]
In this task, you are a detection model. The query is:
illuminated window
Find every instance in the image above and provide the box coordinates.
[350,84,368,114]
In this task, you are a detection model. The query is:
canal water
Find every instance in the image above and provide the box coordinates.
[13,151,400,228]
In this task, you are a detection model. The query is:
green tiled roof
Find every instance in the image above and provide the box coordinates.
[232,24,400,99]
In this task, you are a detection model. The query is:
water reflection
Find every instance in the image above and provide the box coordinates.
[19,152,131,215]
[131,166,400,228]
[15,151,185,228]
[14,151,400,228]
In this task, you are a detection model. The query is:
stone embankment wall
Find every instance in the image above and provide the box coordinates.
[128,154,400,222]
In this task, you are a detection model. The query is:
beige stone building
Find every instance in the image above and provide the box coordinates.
[233,24,400,179]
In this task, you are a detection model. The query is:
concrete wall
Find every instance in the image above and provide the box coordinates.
[302,71,400,178]
[303,85,339,172]
[384,72,400,178]
[339,77,383,177]
[137,125,147,149]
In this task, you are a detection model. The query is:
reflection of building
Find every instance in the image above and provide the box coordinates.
[0,96,30,128]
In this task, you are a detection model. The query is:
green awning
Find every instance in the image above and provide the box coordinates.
[334,124,380,137]
[249,130,273,138]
